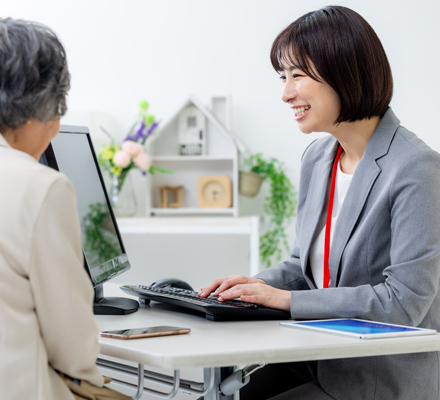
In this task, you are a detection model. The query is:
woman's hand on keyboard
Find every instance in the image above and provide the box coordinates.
[218,282,291,312]
[198,275,265,299]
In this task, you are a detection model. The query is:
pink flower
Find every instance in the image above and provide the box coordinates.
[122,140,144,157]
[134,152,151,172]
[113,150,131,168]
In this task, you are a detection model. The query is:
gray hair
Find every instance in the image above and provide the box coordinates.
[0,18,70,129]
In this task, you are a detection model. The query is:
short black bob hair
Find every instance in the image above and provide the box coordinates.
[270,6,393,123]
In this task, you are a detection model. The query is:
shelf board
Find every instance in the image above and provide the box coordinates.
[151,155,235,162]
[116,216,260,235]
[150,207,235,215]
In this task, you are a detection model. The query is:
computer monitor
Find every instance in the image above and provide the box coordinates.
[39,125,139,315]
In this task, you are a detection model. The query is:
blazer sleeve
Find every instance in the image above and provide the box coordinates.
[254,237,309,291]
[29,176,104,387]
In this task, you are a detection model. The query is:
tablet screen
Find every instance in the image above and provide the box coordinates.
[296,319,418,334]
[281,319,437,339]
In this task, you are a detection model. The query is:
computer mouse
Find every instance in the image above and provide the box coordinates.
[150,278,194,291]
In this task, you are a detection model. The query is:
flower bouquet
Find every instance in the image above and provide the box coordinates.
[98,100,171,214]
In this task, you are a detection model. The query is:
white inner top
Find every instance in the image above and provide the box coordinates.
[310,159,353,289]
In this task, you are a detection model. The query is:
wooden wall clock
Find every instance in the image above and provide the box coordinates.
[197,175,232,208]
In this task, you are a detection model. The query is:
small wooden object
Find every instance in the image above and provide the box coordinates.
[159,185,184,208]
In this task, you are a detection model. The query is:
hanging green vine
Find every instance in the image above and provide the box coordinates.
[242,153,297,267]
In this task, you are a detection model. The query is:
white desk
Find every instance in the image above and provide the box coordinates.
[116,217,260,276]
[97,284,440,400]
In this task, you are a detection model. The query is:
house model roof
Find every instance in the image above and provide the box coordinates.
[149,95,247,154]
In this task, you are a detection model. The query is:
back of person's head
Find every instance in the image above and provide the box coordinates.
[270,5,393,123]
[0,18,70,130]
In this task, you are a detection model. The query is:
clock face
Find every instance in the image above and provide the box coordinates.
[197,175,232,208]
[202,181,225,204]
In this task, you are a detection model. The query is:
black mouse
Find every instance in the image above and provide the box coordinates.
[150,278,194,291]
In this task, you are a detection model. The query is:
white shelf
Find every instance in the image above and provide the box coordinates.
[117,216,257,233]
[151,155,234,161]
[146,96,239,217]
[150,207,234,216]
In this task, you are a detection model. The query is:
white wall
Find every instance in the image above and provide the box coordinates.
[3,0,440,287]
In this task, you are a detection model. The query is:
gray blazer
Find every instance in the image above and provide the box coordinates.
[255,108,440,400]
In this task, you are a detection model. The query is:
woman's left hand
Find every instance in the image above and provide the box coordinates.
[217,282,291,312]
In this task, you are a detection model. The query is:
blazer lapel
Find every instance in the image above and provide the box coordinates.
[328,108,401,286]
[328,155,381,284]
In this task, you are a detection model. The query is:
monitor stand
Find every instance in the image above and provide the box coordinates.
[93,285,139,315]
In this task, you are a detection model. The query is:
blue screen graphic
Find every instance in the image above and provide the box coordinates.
[297,319,418,334]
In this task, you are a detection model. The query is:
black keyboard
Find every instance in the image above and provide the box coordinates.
[120,284,291,321]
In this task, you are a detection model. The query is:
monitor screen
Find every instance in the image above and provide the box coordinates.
[39,125,138,314]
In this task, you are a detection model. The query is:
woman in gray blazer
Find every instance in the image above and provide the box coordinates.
[199,6,440,400]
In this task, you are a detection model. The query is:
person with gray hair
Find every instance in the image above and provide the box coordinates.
[0,18,130,400]
[0,18,69,128]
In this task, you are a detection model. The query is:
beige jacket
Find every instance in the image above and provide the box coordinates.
[0,134,104,399]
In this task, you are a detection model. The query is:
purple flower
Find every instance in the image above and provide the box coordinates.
[134,121,146,141]
[147,121,160,135]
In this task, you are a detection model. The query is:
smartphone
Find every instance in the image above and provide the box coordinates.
[100,326,191,340]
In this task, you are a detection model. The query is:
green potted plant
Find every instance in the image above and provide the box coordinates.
[240,153,297,267]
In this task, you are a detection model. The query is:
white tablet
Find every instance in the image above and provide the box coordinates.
[280,318,437,340]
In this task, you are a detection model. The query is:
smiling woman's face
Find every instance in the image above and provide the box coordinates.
[280,65,341,134]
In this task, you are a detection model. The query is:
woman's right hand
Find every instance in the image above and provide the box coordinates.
[198,275,266,298]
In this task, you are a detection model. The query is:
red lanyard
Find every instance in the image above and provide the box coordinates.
[323,145,343,288]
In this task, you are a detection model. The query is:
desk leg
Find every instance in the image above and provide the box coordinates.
[201,367,239,400]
